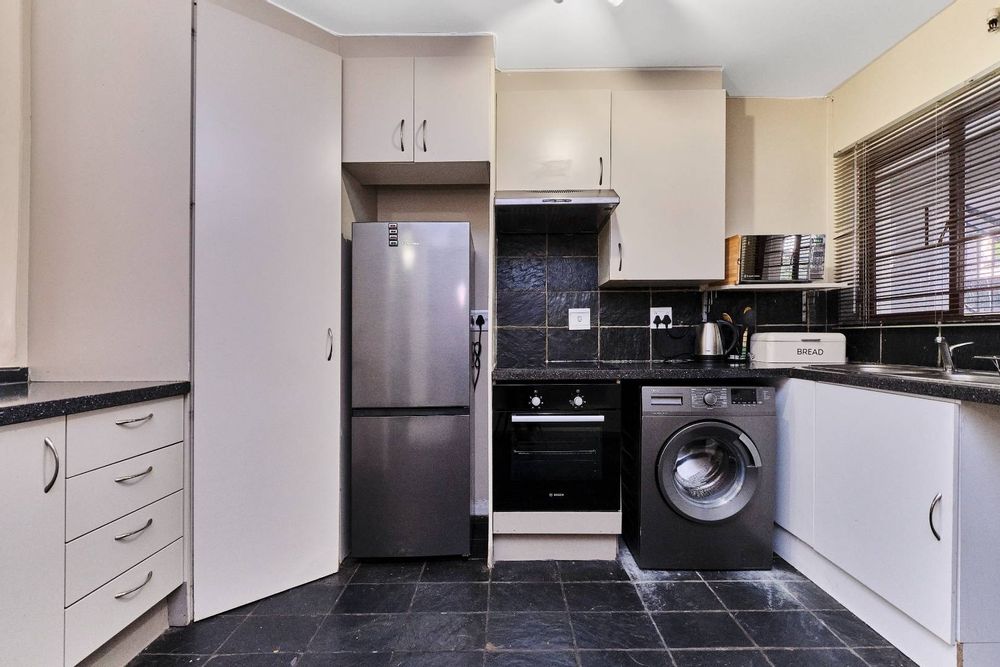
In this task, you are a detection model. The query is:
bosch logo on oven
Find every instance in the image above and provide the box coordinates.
[796,348,824,356]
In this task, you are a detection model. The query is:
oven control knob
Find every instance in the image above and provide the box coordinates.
[571,395,585,408]
[703,392,719,406]
[529,395,543,408]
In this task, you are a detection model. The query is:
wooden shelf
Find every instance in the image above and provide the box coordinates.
[701,282,847,292]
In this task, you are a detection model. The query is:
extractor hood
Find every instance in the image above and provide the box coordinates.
[494,190,619,233]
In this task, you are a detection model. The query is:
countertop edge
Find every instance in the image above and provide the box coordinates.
[0,381,191,428]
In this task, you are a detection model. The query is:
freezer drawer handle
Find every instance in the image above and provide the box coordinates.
[511,415,605,424]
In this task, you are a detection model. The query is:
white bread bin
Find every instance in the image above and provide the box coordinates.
[749,332,846,367]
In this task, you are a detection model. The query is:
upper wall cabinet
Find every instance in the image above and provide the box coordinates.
[496,89,611,191]
[598,89,725,284]
[343,56,492,164]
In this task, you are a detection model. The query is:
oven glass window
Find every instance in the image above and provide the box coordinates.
[510,423,602,482]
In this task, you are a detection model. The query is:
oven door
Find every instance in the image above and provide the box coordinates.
[493,412,620,512]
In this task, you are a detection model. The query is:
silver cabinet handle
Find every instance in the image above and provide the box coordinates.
[422,119,428,152]
[618,242,623,272]
[115,413,153,427]
[114,571,153,599]
[326,328,334,361]
[400,119,405,152]
[929,493,943,541]
[115,518,153,541]
[43,437,59,494]
[599,156,604,186]
[115,466,153,483]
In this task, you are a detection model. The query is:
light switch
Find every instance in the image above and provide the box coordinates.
[568,308,591,331]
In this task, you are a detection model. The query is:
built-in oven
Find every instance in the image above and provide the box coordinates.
[493,383,621,512]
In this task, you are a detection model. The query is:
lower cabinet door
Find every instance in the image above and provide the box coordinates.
[813,383,957,641]
[65,538,183,666]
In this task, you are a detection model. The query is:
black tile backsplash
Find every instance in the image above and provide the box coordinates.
[495,232,831,367]
[837,323,1000,369]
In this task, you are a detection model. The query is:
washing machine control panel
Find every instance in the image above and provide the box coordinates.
[690,387,767,408]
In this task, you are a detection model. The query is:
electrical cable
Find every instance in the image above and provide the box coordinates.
[472,315,485,389]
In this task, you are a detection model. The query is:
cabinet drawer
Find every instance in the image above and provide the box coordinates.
[67,397,184,477]
[65,538,183,666]
[67,443,184,541]
[66,491,183,606]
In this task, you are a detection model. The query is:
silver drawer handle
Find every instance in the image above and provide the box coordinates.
[114,466,153,483]
[114,571,153,599]
[115,413,154,427]
[115,518,153,541]
[43,437,60,494]
[929,493,943,541]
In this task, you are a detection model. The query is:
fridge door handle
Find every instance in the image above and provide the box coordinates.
[326,328,334,361]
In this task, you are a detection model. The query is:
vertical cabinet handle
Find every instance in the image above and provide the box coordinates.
[618,242,623,272]
[326,328,334,361]
[929,493,942,541]
[400,119,405,152]
[599,156,604,186]
[43,437,59,494]
[422,120,428,153]
[114,571,153,599]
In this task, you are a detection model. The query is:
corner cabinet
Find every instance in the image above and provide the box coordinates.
[0,418,66,667]
[599,89,726,285]
[813,383,957,642]
[343,56,492,164]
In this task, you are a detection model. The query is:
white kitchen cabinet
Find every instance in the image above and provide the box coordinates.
[599,89,726,284]
[344,56,492,164]
[496,89,611,191]
[775,378,815,542]
[813,382,958,642]
[0,418,66,667]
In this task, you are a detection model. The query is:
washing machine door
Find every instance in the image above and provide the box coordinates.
[657,420,761,524]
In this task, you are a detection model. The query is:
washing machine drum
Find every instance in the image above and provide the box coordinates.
[657,420,762,524]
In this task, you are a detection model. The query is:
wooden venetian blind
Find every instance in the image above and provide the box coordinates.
[834,68,1000,325]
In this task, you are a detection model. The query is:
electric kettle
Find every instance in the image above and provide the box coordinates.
[695,320,739,360]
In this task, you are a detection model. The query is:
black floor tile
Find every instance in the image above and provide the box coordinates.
[217,601,259,616]
[783,581,845,610]
[217,616,323,654]
[394,613,486,652]
[770,557,808,581]
[485,652,577,667]
[670,649,771,667]
[129,657,209,667]
[558,560,629,582]
[308,614,405,652]
[652,612,753,649]
[855,647,919,666]
[298,653,392,667]
[252,582,342,615]
[708,581,803,611]
[636,582,724,612]
[333,584,416,613]
[815,610,892,647]
[486,612,574,651]
[563,582,644,612]
[735,611,844,648]
[206,655,301,666]
[490,561,559,583]
[570,612,664,649]
[410,583,488,612]
[627,568,701,582]
[422,560,490,582]
[315,562,359,587]
[578,650,672,666]
[352,562,425,584]
[489,582,566,611]
[389,651,484,667]
[765,648,867,666]
[143,615,245,655]
[697,569,774,582]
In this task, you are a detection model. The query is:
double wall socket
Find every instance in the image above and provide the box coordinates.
[470,310,489,330]
[650,307,672,329]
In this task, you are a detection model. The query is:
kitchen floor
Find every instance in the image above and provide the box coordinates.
[131,548,915,667]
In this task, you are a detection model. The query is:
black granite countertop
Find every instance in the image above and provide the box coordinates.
[492,362,1000,406]
[0,381,191,427]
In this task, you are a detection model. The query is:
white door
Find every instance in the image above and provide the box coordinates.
[414,56,492,163]
[601,89,726,284]
[0,418,65,666]
[193,2,342,619]
[343,57,414,163]
[775,378,816,542]
[813,383,957,641]
[497,89,611,191]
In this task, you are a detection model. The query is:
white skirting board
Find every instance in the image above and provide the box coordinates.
[774,526,958,667]
[493,534,618,561]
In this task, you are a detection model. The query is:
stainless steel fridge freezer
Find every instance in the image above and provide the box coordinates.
[350,221,473,558]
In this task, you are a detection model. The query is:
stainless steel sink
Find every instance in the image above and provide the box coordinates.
[809,363,1000,386]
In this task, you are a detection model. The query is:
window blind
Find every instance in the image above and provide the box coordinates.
[834,67,1000,325]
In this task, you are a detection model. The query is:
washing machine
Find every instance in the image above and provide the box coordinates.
[622,385,777,570]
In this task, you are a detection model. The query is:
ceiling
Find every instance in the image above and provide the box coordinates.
[268,0,954,97]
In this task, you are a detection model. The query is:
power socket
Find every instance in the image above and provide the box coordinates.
[470,310,489,331]
[650,307,673,329]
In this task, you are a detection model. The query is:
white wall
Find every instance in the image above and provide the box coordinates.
[0,0,28,367]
